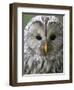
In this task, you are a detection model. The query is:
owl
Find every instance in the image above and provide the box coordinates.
[23,15,63,75]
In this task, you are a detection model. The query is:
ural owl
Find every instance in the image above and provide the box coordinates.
[23,15,63,75]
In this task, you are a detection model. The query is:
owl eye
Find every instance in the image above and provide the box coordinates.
[50,34,56,40]
[36,35,42,40]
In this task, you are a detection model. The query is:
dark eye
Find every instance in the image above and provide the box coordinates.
[36,35,42,40]
[50,34,56,40]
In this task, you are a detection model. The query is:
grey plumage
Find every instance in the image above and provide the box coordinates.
[23,15,63,75]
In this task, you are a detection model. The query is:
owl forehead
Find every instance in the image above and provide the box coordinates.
[32,15,59,23]
[41,16,59,23]
[25,15,59,30]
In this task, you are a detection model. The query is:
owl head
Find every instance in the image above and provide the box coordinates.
[24,15,63,55]
[24,15,63,74]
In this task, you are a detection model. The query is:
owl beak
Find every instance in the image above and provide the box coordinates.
[43,42,48,54]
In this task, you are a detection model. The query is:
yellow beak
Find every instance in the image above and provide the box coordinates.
[44,42,48,54]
